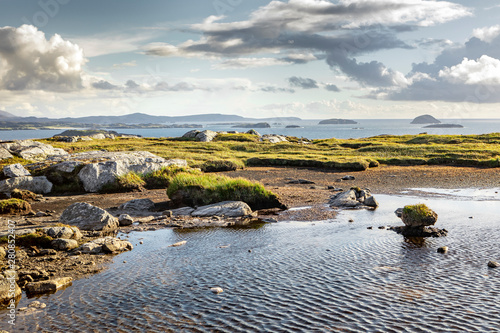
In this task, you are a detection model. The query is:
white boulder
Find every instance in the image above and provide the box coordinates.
[60,202,119,232]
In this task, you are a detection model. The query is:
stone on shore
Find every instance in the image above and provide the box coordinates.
[3,163,31,178]
[182,130,218,142]
[401,204,437,227]
[0,147,13,160]
[118,198,155,211]
[170,207,195,216]
[77,237,133,254]
[118,214,134,226]
[25,277,72,294]
[191,201,252,217]
[43,226,82,240]
[0,274,21,303]
[261,134,287,143]
[51,239,78,251]
[77,151,187,192]
[0,176,53,194]
[60,202,119,232]
[329,188,378,209]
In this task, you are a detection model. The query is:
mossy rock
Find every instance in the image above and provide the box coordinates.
[0,232,53,248]
[0,199,31,215]
[10,189,37,201]
[401,204,438,227]
[200,160,240,173]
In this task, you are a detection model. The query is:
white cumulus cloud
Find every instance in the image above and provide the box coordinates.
[439,55,500,85]
[0,25,87,91]
[472,25,500,43]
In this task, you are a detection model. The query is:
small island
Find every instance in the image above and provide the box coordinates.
[232,122,271,128]
[423,124,464,128]
[318,119,358,125]
[411,114,441,124]
[285,125,301,128]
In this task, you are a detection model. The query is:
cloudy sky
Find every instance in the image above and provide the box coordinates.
[1,0,500,119]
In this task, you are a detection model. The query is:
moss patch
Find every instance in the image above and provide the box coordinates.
[0,199,31,215]
[167,173,286,210]
[0,232,53,248]
[10,189,37,201]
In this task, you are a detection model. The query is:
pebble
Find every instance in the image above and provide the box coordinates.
[367,226,373,230]
[378,226,386,230]
[210,287,224,294]
[488,261,499,268]
[139,241,143,245]
[348,219,354,223]
[248,249,252,253]
[437,246,448,254]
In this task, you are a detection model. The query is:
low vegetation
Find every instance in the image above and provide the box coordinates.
[167,173,285,210]
[40,132,500,170]
[402,204,436,225]
[0,198,31,215]
[0,231,53,248]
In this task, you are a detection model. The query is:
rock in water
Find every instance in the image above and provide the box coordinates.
[77,237,133,254]
[169,241,187,247]
[191,201,252,217]
[60,202,119,232]
[0,274,21,303]
[437,246,448,254]
[488,261,499,268]
[25,277,72,294]
[401,204,437,227]
[210,287,224,294]
[0,176,53,194]
[3,163,31,178]
[329,188,378,209]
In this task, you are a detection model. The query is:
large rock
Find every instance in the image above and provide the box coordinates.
[329,188,378,209]
[191,201,252,217]
[261,134,288,143]
[400,204,438,227]
[0,147,13,160]
[196,130,218,142]
[25,277,72,294]
[3,163,31,178]
[0,140,68,160]
[118,199,155,211]
[77,237,133,254]
[51,239,78,251]
[60,202,119,232]
[0,176,53,194]
[53,161,83,173]
[77,151,187,192]
[0,274,21,303]
[169,207,195,216]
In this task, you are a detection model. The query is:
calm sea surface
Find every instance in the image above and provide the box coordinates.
[1,119,499,141]
[7,192,500,332]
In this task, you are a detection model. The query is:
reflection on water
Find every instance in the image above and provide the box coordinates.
[5,195,500,332]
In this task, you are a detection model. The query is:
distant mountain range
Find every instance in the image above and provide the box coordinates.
[0,111,301,124]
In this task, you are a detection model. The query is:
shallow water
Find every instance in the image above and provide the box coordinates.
[5,193,500,332]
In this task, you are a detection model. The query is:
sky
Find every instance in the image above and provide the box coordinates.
[1,0,500,119]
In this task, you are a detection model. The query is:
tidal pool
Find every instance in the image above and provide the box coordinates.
[5,193,500,332]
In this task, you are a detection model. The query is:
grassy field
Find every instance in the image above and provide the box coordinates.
[29,132,500,170]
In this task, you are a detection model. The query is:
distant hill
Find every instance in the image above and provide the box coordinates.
[0,110,15,118]
[318,118,358,125]
[411,115,441,124]
[5,112,302,124]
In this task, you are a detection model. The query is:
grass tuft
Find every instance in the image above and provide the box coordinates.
[0,199,31,215]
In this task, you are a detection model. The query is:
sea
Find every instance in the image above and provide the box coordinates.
[1,118,499,141]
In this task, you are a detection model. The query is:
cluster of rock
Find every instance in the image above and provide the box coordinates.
[0,163,53,194]
[393,205,447,237]
[168,201,253,218]
[181,129,289,143]
[329,188,379,209]
[0,139,68,161]
[54,132,140,143]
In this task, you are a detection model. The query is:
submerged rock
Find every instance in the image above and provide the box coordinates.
[437,246,449,254]
[60,202,119,232]
[191,201,252,217]
[25,277,72,294]
[488,261,499,268]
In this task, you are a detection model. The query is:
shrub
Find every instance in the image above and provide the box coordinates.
[167,173,286,210]
[143,166,201,189]
[200,160,241,172]
[213,133,260,142]
[100,172,146,193]
[0,199,31,215]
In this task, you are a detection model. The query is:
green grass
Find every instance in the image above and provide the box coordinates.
[143,166,201,189]
[0,198,31,215]
[39,132,500,170]
[100,171,146,193]
[213,133,260,142]
[167,173,285,210]
[200,159,243,172]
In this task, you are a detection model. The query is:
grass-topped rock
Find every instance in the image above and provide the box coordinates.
[0,198,32,215]
[401,204,438,227]
[167,173,286,210]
